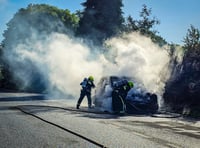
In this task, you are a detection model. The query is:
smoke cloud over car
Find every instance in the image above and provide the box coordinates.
[3,16,170,103]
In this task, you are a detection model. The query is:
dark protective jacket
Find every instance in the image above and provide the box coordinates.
[80,78,95,94]
[112,80,132,112]
[113,79,132,99]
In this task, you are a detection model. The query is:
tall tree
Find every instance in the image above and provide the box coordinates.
[0,44,3,82]
[1,4,79,92]
[137,4,160,34]
[3,4,79,45]
[183,25,200,51]
[124,15,138,32]
[164,25,200,116]
[124,4,166,46]
[77,0,124,44]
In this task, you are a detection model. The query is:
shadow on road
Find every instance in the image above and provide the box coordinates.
[14,105,122,119]
[0,93,46,102]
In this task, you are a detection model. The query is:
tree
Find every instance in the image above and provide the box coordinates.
[124,4,166,46]
[0,44,3,81]
[183,25,200,51]
[77,0,124,44]
[2,4,79,53]
[124,15,138,32]
[1,4,79,92]
[164,25,200,117]
[3,4,78,44]
[137,4,160,35]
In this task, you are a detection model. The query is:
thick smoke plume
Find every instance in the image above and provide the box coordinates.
[105,33,170,95]
[3,22,170,102]
[4,31,104,98]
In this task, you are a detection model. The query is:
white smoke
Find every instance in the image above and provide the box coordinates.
[5,31,104,98]
[4,29,170,102]
[105,33,170,94]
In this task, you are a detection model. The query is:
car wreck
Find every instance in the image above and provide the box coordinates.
[93,76,159,114]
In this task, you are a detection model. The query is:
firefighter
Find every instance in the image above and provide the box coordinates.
[76,76,95,109]
[112,80,134,114]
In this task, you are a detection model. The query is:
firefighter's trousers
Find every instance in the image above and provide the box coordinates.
[112,90,126,113]
[77,90,92,108]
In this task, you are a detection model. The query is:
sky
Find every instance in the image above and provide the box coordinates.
[0,0,200,45]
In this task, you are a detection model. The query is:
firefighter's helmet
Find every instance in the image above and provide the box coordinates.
[128,81,134,88]
[88,76,94,81]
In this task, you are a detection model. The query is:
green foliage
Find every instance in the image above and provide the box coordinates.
[124,4,160,33]
[138,4,160,34]
[77,0,124,44]
[164,25,200,117]
[3,4,79,44]
[124,4,166,46]
[1,4,79,91]
[124,15,138,32]
[147,31,167,46]
[183,25,200,51]
[25,4,79,28]
[0,44,16,89]
[0,44,3,81]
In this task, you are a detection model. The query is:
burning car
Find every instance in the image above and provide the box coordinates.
[93,76,158,114]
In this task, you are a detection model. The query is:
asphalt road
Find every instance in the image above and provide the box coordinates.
[0,92,200,148]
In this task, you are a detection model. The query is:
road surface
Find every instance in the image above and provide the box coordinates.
[0,92,200,148]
